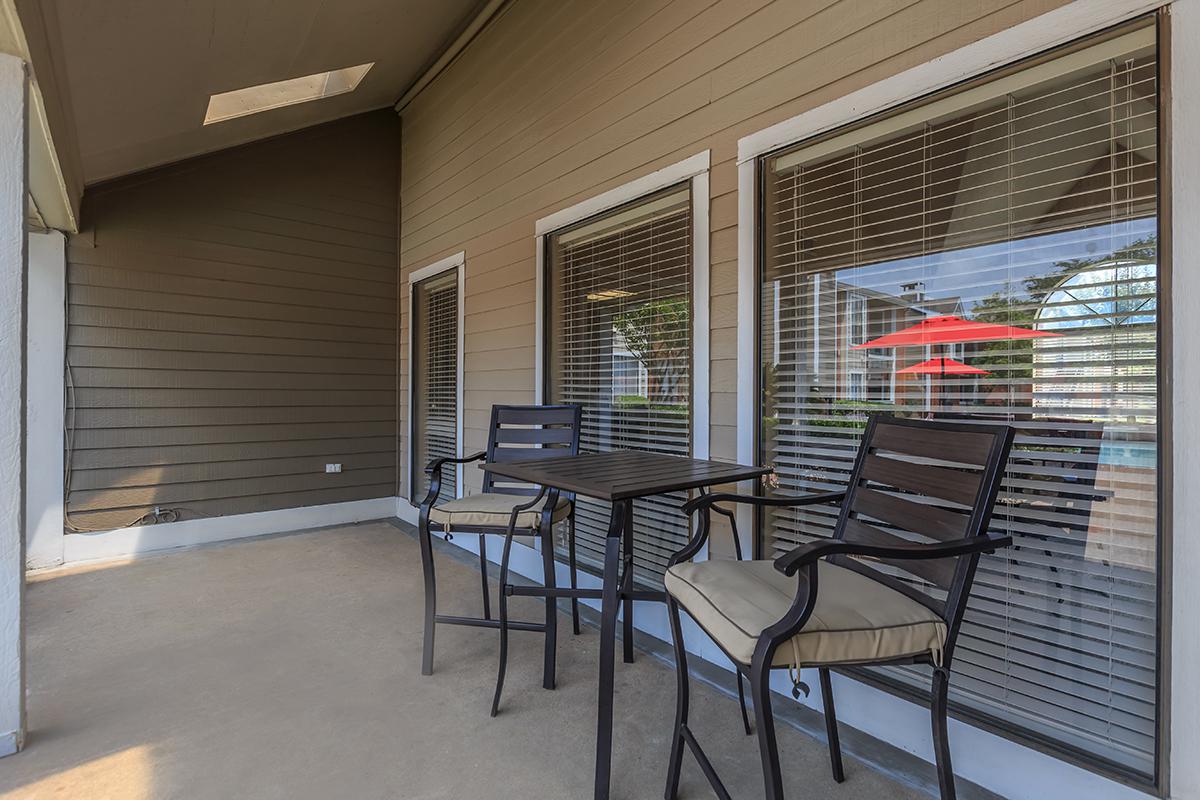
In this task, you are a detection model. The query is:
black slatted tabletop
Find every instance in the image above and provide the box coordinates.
[480,449,770,501]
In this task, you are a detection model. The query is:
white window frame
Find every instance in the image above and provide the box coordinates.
[846,292,868,348]
[407,251,466,503]
[534,151,711,462]
[735,3,1182,800]
[846,370,866,402]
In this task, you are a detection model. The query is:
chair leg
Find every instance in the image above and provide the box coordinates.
[751,653,786,800]
[622,507,635,663]
[478,535,491,620]
[418,517,437,676]
[541,524,558,691]
[568,514,581,635]
[664,598,690,800]
[735,670,752,736]
[819,667,845,783]
[931,668,957,800]
[490,530,517,718]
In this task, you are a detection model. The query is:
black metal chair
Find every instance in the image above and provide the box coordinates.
[417,404,583,710]
[662,414,1015,800]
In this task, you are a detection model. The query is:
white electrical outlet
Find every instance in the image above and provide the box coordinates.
[325,463,342,474]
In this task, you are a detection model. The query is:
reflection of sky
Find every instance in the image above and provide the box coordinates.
[835,218,1157,311]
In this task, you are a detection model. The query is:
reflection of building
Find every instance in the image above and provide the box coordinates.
[1033,260,1157,424]
[1029,259,1158,573]
[843,282,970,406]
[763,274,969,410]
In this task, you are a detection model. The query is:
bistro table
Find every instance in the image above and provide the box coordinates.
[481,449,771,800]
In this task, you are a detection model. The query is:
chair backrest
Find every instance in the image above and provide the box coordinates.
[832,414,1014,639]
[482,404,583,496]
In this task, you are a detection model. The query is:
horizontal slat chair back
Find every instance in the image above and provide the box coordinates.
[833,415,1013,619]
[483,404,583,496]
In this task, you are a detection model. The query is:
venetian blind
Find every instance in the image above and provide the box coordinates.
[759,23,1158,776]
[548,185,693,583]
[412,270,459,502]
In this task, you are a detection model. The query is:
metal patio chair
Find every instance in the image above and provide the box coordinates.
[662,414,1015,800]
[417,404,583,704]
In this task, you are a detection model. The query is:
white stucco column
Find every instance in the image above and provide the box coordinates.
[1171,3,1200,797]
[25,231,64,570]
[0,51,28,758]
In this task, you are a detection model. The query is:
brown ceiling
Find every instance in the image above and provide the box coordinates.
[29,0,482,185]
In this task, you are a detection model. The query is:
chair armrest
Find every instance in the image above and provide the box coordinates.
[505,486,551,536]
[680,490,845,517]
[773,533,1013,577]
[424,451,486,476]
[754,533,1014,654]
[418,452,487,513]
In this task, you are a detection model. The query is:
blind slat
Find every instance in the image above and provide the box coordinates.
[412,270,458,502]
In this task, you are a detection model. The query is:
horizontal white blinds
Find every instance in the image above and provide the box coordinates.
[760,24,1158,776]
[548,185,693,583]
[412,270,459,502]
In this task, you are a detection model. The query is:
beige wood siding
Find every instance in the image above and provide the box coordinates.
[66,111,400,532]
[398,0,1072,496]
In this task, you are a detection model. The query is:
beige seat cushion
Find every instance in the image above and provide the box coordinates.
[429,492,572,532]
[664,558,946,668]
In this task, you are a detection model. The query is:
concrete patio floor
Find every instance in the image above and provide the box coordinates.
[2,520,930,799]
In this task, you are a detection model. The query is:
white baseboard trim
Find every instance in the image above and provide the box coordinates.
[0,730,19,758]
[396,496,418,525]
[59,497,398,567]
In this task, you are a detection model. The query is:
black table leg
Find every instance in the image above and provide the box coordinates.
[594,500,625,800]
[621,499,635,664]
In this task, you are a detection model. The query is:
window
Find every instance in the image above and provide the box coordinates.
[546,185,694,582]
[410,262,461,502]
[758,22,1159,777]
[846,370,866,401]
[846,293,869,346]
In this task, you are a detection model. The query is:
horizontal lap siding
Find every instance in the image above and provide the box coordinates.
[398,0,1071,496]
[67,112,400,532]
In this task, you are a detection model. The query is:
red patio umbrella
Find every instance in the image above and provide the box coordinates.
[896,357,989,408]
[856,315,1057,410]
[897,357,990,376]
[852,314,1060,350]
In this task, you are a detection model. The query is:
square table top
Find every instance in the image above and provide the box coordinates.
[480,449,771,501]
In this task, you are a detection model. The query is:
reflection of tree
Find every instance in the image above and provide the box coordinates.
[761,361,779,421]
[969,235,1157,380]
[613,297,689,403]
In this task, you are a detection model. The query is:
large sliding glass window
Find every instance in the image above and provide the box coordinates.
[546,185,693,583]
[411,268,460,502]
[758,22,1160,777]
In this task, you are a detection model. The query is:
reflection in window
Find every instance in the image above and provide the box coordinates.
[846,293,869,346]
[758,23,1159,776]
[547,185,693,582]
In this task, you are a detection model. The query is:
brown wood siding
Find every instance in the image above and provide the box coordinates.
[398,0,1073,497]
[67,111,400,532]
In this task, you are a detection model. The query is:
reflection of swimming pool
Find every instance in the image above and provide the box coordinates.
[1100,442,1157,469]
